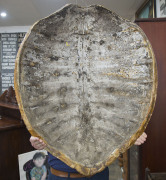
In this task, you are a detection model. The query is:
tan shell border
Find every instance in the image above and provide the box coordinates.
[14,4,158,176]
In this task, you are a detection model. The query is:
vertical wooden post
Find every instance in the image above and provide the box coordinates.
[118,151,130,180]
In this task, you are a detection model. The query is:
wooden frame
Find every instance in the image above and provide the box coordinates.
[136,0,156,19]
[156,0,166,17]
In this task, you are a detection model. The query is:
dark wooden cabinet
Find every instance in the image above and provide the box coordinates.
[0,87,34,180]
[136,18,166,180]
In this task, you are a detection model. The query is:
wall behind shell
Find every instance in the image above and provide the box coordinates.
[0,26,30,94]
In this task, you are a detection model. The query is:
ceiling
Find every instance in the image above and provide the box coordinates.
[0,0,144,27]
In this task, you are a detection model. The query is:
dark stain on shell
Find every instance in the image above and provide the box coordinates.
[60,102,68,110]
[64,71,70,77]
[49,56,59,61]
[87,47,92,51]
[107,45,112,50]
[56,5,70,18]
[112,33,117,37]
[40,31,52,38]
[53,70,60,76]
[82,113,90,124]
[54,106,59,112]
[99,40,105,45]
[83,103,91,112]
[58,87,67,96]
[105,102,115,108]
[95,5,112,15]
[106,87,115,93]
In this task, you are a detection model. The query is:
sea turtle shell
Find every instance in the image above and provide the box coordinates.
[14,4,157,176]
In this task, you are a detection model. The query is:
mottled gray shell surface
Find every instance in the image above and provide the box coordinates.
[14,4,157,175]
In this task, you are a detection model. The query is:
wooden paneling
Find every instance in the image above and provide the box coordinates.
[136,19,166,180]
